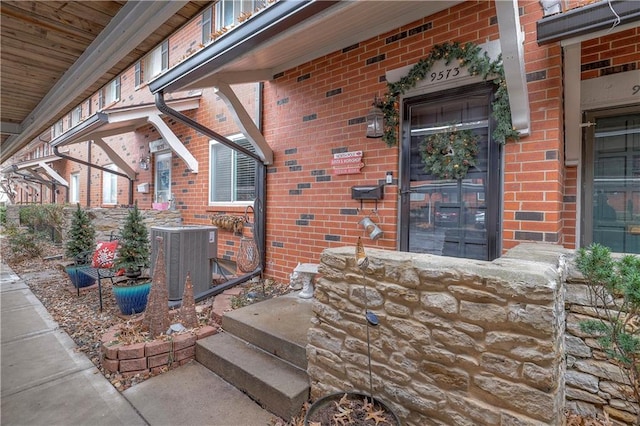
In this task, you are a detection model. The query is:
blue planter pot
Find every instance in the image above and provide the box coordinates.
[66,266,96,289]
[112,281,151,315]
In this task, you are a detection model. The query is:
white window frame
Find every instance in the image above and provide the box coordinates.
[71,106,82,127]
[52,120,63,138]
[214,0,266,32]
[102,164,118,205]
[100,77,121,110]
[202,7,212,44]
[209,134,256,206]
[70,172,80,204]
[141,40,169,84]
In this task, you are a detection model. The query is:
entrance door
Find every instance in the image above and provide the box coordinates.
[154,151,172,204]
[583,107,640,254]
[399,83,501,260]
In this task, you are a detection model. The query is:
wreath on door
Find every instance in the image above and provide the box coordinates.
[380,41,519,147]
[420,128,478,180]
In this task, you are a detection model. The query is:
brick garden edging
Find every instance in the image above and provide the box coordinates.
[100,325,218,376]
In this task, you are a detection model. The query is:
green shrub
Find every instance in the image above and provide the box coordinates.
[0,205,6,226]
[18,204,64,242]
[5,225,42,260]
[577,243,640,415]
[65,204,96,262]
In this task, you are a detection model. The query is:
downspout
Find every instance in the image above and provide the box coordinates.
[87,141,91,207]
[54,144,135,206]
[155,91,267,283]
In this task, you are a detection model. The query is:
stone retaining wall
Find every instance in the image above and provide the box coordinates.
[5,205,182,246]
[564,252,639,424]
[308,243,567,425]
[100,325,217,376]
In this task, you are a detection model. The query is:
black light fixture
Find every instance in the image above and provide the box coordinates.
[139,155,150,170]
[139,148,150,170]
[365,96,384,138]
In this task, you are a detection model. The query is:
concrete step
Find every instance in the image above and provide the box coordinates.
[220,294,313,370]
[196,331,309,421]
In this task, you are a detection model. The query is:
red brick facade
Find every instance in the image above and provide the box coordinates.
[13,2,640,282]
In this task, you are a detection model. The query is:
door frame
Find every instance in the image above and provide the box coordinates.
[398,82,502,259]
[581,104,640,251]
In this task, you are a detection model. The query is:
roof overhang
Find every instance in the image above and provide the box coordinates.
[1,154,68,187]
[50,95,201,175]
[149,0,465,94]
[0,1,195,164]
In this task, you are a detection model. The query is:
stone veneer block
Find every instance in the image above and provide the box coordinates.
[173,333,196,351]
[148,352,171,368]
[174,345,195,362]
[145,340,172,357]
[102,358,119,373]
[102,343,120,360]
[196,325,218,339]
[119,357,147,372]
[118,342,146,360]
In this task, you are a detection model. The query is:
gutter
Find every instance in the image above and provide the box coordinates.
[148,0,339,94]
[537,0,640,45]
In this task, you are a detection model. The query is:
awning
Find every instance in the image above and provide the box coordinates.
[1,154,67,187]
[50,94,201,175]
[148,0,530,149]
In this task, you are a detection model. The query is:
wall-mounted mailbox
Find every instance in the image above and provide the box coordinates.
[351,184,384,201]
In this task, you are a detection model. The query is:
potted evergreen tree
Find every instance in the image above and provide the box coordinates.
[113,203,152,315]
[64,204,96,289]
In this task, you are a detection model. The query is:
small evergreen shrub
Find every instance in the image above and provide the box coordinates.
[577,243,640,417]
[115,202,150,273]
[65,204,96,262]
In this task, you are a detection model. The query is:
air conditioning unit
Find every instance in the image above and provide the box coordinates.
[150,226,218,301]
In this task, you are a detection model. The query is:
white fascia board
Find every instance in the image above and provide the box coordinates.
[495,0,531,136]
[214,82,274,165]
[147,114,198,173]
[92,138,137,180]
[38,162,69,186]
[181,70,274,91]
[106,97,201,123]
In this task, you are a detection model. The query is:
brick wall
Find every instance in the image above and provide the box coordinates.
[19,3,639,283]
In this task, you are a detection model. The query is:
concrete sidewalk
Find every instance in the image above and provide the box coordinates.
[0,263,276,426]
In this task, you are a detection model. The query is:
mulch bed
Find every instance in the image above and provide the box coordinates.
[2,239,221,391]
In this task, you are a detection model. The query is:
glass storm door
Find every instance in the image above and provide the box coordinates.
[400,83,501,260]
[155,152,172,204]
[583,107,640,254]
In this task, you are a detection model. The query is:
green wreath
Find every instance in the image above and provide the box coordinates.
[381,41,519,147]
[421,129,478,180]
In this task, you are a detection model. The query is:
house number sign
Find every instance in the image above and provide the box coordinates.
[331,151,364,175]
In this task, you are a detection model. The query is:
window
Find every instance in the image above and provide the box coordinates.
[71,106,82,127]
[137,40,169,85]
[202,8,212,44]
[134,62,141,87]
[214,0,266,32]
[70,173,80,204]
[99,77,121,110]
[102,164,118,205]
[209,136,256,203]
[52,120,63,138]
